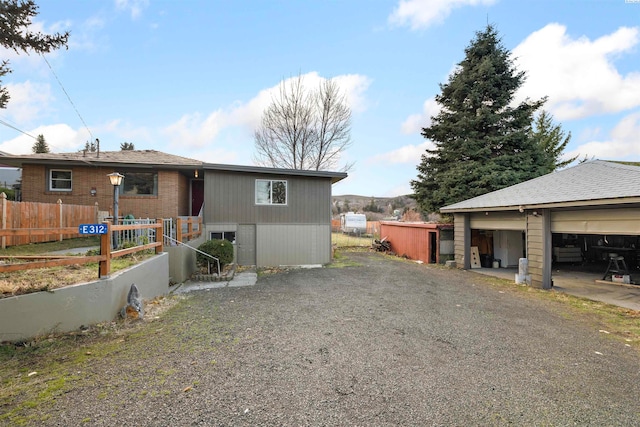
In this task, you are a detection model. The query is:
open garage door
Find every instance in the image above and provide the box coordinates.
[551,208,640,278]
[551,208,640,235]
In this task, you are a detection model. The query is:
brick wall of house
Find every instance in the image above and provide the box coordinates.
[21,165,188,220]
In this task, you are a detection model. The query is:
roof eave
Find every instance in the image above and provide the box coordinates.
[203,163,348,183]
[2,157,200,170]
[440,196,640,213]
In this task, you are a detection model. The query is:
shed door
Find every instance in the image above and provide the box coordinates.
[237,224,256,266]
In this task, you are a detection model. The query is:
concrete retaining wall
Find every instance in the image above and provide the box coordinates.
[166,235,205,283]
[0,253,169,342]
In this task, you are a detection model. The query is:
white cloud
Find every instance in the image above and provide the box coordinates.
[368,140,432,165]
[382,183,413,197]
[513,24,640,120]
[389,0,497,30]
[115,0,149,20]
[567,111,640,160]
[2,81,53,124]
[68,16,107,52]
[188,147,240,165]
[0,124,84,154]
[401,97,440,134]
[94,119,151,146]
[332,74,373,113]
[162,72,372,149]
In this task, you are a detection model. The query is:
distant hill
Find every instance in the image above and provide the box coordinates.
[332,194,417,217]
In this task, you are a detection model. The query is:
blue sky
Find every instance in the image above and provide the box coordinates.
[1,0,639,197]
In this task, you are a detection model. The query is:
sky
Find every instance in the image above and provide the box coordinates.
[0,0,639,197]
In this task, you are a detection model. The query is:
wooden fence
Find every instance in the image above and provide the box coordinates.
[0,221,163,278]
[331,219,380,235]
[0,194,98,248]
[176,216,202,243]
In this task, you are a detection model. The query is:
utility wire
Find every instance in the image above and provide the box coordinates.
[40,53,95,143]
[0,117,36,139]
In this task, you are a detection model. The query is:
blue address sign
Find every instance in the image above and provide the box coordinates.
[78,223,108,235]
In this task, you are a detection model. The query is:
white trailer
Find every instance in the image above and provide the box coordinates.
[340,212,367,235]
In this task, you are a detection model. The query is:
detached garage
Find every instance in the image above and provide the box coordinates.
[440,160,640,289]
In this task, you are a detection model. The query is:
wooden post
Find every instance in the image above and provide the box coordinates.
[176,217,183,243]
[187,217,193,240]
[1,192,6,249]
[99,222,111,278]
[156,219,163,254]
[94,202,99,223]
[57,199,63,241]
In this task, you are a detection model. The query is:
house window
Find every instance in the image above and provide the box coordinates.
[255,179,287,205]
[121,172,158,196]
[210,231,236,244]
[49,169,72,191]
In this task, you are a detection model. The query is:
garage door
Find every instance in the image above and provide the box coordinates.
[551,208,640,235]
[470,211,525,231]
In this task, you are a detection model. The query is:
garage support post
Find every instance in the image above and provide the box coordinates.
[541,209,553,289]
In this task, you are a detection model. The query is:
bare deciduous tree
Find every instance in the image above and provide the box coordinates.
[254,74,353,171]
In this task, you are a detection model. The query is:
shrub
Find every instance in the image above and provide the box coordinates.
[197,239,234,271]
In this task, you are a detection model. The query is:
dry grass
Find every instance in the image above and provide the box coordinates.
[0,255,155,298]
[331,232,376,248]
[0,237,99,256]
[0,264,97,296]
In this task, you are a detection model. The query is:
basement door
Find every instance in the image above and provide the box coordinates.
[237,224,256,266]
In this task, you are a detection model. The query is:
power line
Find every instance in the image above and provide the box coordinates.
[40,53,95,142]
[0,117,36,139]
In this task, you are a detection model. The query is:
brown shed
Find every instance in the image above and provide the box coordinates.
[380,221,454,264]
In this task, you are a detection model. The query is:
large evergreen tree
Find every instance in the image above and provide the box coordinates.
[31,133,48,153]
[0,0,69,109]
[531,110,577,173]
[411,25,547,214]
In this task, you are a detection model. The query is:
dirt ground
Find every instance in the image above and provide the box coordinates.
[2,251,640,426]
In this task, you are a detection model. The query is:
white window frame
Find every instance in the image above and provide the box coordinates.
[255,179,287,205]
[49,169,72,192]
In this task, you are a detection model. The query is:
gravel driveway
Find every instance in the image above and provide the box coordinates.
[23,252,640,426]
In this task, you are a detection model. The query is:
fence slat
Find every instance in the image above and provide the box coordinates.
[0,199,97,247]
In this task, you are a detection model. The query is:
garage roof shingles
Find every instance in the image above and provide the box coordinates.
[440,160,640,212]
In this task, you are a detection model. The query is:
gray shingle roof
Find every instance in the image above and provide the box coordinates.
[440,160,640,212]
[0,150,202,167]
[0,150,349,183]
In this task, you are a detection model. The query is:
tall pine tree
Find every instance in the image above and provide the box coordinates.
[411,25,547,214]
[531,110,577,173]
[32,134,49,153]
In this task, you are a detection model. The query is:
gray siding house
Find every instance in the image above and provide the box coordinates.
[440,160,640,289]
[203,164,347,267]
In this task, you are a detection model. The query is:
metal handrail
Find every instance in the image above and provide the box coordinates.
[163,233,221,276]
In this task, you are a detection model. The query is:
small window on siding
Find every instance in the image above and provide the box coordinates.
[210,231,236,244]
[255,179,287,205]
[49,169,72,191]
